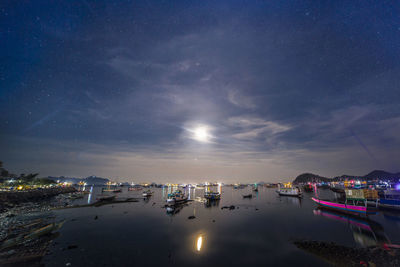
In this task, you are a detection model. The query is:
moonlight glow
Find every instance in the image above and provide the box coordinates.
[190,126,212,143]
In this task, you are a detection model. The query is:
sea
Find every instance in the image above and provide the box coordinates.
[42,186,400,266]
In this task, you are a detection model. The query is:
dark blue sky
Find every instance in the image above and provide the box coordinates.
[1,1,399,182]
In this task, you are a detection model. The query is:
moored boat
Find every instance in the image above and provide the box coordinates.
[303,184,313,192]
[142,190,153,197]
[167,190,188,205]
[128,186,142,191]
[276,187,302,197]
[242,194,253,198]
[204,191,221,200]
[379,189,400,210]
[311,189,378,216]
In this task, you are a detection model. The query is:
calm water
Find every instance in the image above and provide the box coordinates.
[42,186,400,266]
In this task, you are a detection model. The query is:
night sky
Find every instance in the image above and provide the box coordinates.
[1,1,400,182]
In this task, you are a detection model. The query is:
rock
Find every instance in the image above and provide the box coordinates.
[188,215,196,219]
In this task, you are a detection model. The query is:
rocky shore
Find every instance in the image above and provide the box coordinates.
[0,187,76,212]
[294,240,400,266]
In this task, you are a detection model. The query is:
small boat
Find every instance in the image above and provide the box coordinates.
[142,190,153,197]
[303,184,314,192]
[253,187,258,192]
[204,191,221,200]
[242,194,253,198]
[312,189,378,216]
[379,189,400,210]
[276,187,302,197]
[128,186,142,191]
[167,190,188,205]
[97,195,116,201]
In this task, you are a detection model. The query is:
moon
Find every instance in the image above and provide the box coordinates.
[187,125,212,143]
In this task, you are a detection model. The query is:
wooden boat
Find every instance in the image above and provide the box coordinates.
[204,191,221,200]
[167,190,188,204]
[142,190,153,197]
[276,187,302,197]
[312,189,378,216]
[379,189,400,210]
[303,184,313,192]
[242,194,253,198]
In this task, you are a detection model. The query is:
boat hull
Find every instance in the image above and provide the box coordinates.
[311,197,376,216]
[379,199,400,210]
[167,197,188,205]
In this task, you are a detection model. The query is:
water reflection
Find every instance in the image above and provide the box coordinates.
[279,195,302,206]
[166,203,188,216]
[313,208,391,248]
[204,199,220,208]
[87,186,93,204]
[196,235,203,252]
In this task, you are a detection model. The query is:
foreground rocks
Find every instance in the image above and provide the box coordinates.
[0,187,76,212]
[294,240,400,266]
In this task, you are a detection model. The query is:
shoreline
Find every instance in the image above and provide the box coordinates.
[0,187,77,213]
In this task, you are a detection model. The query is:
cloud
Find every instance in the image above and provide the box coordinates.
[228,116,291,141]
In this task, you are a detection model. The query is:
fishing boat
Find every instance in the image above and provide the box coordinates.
[204,191,221,200]
[167,190,188,205]
[312,189,378,216]
[242,194,253,198]
[276,187,302,197]
[142,190,153,197]
[303,184,313,192]
[379,189,400,210]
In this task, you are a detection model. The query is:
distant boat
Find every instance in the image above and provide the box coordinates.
[276,187,302,197]
[142,190,153,197]
[379,189,400,210]
[312,189,378,216]
[303,184,313,192]
[167,190,188,205]
[242,194,253,198]
[128,186,142,191]
[204,191,221,200]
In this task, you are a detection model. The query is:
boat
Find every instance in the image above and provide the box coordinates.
[128,186,142,191]
[167,190,188,205]
[253,186,258,192]
[311,189,378,216]
[142,190,153,197]
[242,194,253,198]
[97,195,116,201]
[302,184,313,192]
[379,189,400,210]
[276,187,302,197]
[204,191,221,200]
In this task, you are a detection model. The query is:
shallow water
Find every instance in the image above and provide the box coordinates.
[42,186,400,266]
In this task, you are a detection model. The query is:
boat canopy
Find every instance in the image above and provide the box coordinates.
[345,189,379,200]
[345,189,365,200]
